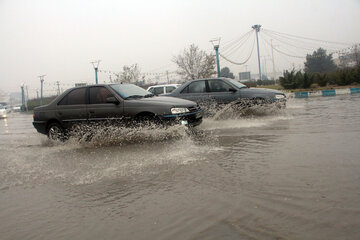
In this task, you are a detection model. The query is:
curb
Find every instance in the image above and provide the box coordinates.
[289,88,360,98]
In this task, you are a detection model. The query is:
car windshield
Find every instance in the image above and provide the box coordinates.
[227,79,247,89]
[110,84,153,99]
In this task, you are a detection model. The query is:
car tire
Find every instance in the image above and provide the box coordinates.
[135,114,162,127]
[47,122,66,141]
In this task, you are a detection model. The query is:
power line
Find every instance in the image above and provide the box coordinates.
[221,29,254,51]
[221,30,254,56]
[219,34,256,65]
[261,35,305,59]
[263,28,354,46]
[262,30,315,52]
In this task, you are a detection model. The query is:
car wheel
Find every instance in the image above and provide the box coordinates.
[47,122,65,141]
[135,114,162,127]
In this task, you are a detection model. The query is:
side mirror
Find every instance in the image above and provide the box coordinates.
[229,88,237,93]
[106,96,120,104]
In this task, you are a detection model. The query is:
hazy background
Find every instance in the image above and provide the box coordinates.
[0,0,359,95]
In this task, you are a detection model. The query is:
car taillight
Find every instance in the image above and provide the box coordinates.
[33,113,35,120]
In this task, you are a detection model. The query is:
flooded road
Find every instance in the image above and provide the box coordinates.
[1,95,360,240]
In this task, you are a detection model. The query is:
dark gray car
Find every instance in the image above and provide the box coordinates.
[167,77,286,106]
[33,84,203,140]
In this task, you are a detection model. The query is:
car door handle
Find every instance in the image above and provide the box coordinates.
[89,111,95,114]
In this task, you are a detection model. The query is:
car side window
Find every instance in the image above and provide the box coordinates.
[58,88,86,105]
[153,87,164,95]
[208,80,233,92]
[182,81,206,94]
[89,87,114,104]
[166,86,176,93]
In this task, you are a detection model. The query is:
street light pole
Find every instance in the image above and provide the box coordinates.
[21,84,25,111]
[38,75,46,105]
[210,38,221,77]
[252,24,262,80]
[91,60,101,84]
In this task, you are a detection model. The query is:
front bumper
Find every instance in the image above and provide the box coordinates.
[162,110,203,127]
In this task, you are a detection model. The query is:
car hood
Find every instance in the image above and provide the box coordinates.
[242,88,284,95]
[128,96,196,107]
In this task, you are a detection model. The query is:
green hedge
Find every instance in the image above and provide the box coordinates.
[26,96,57,110]
[279,65,360,89]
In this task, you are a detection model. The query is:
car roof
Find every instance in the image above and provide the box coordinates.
[147,84,180,88]
[66,83,136,90]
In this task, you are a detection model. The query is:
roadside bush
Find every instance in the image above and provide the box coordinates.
[279,64,360,90]
[279,70,313,89]
[27,96,56,110]
[314,73,328,87]
[256,79,275,86]
[279,70,298,89]
[355,65,360,83]
[243,81,257,88]
[302,72,314,88]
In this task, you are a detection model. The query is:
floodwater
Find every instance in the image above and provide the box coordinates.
[1,95,360,240]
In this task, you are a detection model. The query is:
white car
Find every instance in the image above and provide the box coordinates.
[0,105,9,118]
[147,84,181,95]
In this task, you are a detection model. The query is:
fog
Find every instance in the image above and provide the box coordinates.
[0,0,359,94]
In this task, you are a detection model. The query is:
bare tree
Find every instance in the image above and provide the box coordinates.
[173,44,216,81]
[111,64,141,83]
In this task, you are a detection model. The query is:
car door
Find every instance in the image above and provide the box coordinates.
[207,79,239,104]
[87,86,124,123]
[178,80,209,103]
[153,87,165,95]
[165,86,176,94]
[56,87,88,128]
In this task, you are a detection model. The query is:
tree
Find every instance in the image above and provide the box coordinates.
[302,72,314,88]
[304,48,337,74]
[173,44,216,80]
[112,64,141,83]
[279,70,305,89]
[220,67,235,79]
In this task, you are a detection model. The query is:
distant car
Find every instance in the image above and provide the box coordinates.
[12,105,22,112]
[167,78,286,107]
[0,105,9,118]
[33,83,203,140]
[147,84,181,95]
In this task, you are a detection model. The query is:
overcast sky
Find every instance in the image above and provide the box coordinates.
[0,0,359,95]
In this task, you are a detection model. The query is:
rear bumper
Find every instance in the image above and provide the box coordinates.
[33,121,47,134]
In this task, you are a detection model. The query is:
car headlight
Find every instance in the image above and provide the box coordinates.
[171,107,189,114]
[275,94,285,99]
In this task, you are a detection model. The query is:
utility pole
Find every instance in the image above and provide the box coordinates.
[252,24,262,80]
[210,38,221,77]
[38,75,46,106]
[25,85,29,102]
[271,39,276,80]
[91,60,101,84]
[21,84,25,111]
[56,81,60,95]
[262,56,271,79]
[166,71,169,84]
